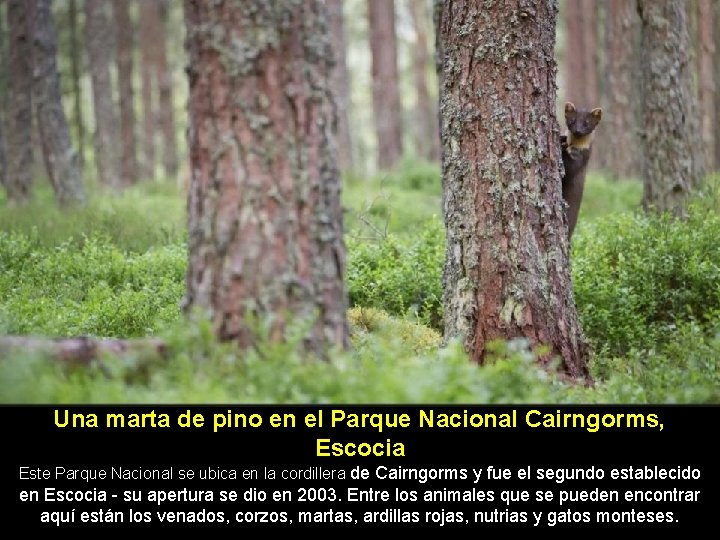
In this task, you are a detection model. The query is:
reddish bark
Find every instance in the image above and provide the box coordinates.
[367,0,403,170]
[440,0,588,378]
[184,0,349,354]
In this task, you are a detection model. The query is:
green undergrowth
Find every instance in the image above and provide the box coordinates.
[0,166,718,403]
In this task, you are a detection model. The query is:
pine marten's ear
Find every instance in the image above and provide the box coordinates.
[591,108,602,120]
[565,102,576,115]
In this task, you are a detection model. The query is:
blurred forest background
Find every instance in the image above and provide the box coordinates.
[0,0,718,403]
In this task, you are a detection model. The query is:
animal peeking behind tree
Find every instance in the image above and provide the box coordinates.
[561,102,602,240]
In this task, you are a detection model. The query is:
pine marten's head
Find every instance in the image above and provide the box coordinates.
[564,102,602,138]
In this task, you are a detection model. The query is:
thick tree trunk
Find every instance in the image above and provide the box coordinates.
[0,336,166,365]
[408,0,440,163]
[113,0,138,186]
[139,0,156,181]
[33,0,86,206]
[184,0,349,354]
[0,0,6,189]
[439,0,588,378]
[85,0,120,190]
[637,0,701,213]
[696,0,715,173]
[327,0,353,171]
[5,0,34,203]
[155,0,178,180]
[68,0,84,170]
[367,0,403,170]
[602,0,640,180]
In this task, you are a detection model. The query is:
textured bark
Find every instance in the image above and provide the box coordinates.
[408,0,440,163]
[696,0,715,173]
[85,0,120,189]
[367,0,402,170]
[0,336,166,365]
[5,0,34,203]
[637,0,701,213]
[602,0,640,180]
[155,0,178,179]
[113,0,138,185]
[68,0,84,169]
[139,0,156,181]
[184,0,349,354]
[33,0,86,206]
[327,0,353,171]
[439,0,588,378]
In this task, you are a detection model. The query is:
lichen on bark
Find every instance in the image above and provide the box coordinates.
[184,0,348,355]
[439,0,588,378]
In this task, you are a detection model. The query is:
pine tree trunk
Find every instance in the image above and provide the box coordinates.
[113,0,138,186]
[33,0,85,206]
[582,0,599,107]
[715,2,720,171]
[696,0,715,173]
[439,0,588,378]
[564,0,583,104]
[5,0,34,203]
[327,0,353,171]
[139,0,156,181]
[565,0,601,170]
[637,0,701,213]
[0,0,7,189]
[367,0,403,170]
[68,0,84,170]
[154,0,177,180]
[408,0,440,163]
[603,0,640,180]
[564,0,600,105]
[85,0,120,190]
[184,0,349,354]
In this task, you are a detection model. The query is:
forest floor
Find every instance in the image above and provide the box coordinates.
[0,162,718,403]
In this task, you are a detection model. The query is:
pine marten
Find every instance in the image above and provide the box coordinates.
[560,102,602,240]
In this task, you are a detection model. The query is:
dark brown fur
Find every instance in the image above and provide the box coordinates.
[561,102,602,239]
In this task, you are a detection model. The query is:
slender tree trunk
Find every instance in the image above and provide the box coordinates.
[0,0,7,189]
[33,0,86,206]
[327,0,353,171]
[5,0,34,203]
[85,0,120,189]
[582,0,599,108]
[408,0,440,163]
[439,0,588,378]
[565,0,600,170]
[564,0,600,105]
[715,2,720,170]
[139,0,156,181]
[68,0,84,170]
[367,0,402,170]
[564,0,583,104]
[602,0,640,180]
[184,0,349,354]
[154,0,177,180]
[696,0,715,173]
[637,0,701,213]
[113,0,138,186]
